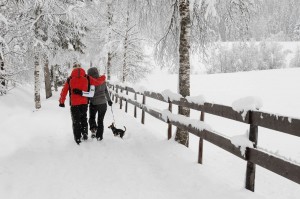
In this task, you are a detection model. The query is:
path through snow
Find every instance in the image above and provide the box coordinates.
[0,88,269,199]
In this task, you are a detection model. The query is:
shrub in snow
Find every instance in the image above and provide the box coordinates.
[289,46,300,68]
[293,23,300,41]
[207,41,290,74]
[258,41,290,70]
[207,43,234,73]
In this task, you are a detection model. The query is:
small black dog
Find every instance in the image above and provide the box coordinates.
[108,123,126,138]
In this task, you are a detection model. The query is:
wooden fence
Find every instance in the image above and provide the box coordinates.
[107,83,300,192]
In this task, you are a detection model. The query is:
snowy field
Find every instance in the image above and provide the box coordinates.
[1,68,300,198]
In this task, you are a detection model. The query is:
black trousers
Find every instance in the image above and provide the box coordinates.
[71,104,88,141]
[89,103,107,139]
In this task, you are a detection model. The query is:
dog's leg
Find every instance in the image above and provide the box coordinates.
[120,131,124,138]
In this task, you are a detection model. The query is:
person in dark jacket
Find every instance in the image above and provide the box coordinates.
[86,67,112,141]
[59,63,106,145]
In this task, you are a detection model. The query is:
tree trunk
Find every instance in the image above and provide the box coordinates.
[54,65,58,92]
[34,47,41,109]
[34,5,42,109]
[107,52,112,80]
[0,42,6,94]
[106,3,113,81]
[122,50,127,82]
[175,0,191,147]
[0,54,6,95]
[50,65,54,83]
[219,17,227,42]
[122,10,129,83]
[43,54,52,99]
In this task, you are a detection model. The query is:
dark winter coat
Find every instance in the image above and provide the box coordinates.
[59,68,106,106]
[87,67,111,105]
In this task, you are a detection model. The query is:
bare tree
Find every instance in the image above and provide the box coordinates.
[122,10,130,82]
[107,2,113,80]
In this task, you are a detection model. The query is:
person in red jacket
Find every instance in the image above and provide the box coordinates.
[59,63,106,145]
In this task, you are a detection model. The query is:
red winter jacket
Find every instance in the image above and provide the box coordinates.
[59,68,106,106]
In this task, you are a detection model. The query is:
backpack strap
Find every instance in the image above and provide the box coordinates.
[67,77,72,106]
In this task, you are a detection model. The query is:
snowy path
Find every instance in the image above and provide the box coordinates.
[0,89,269,199]
[1,88,300,199]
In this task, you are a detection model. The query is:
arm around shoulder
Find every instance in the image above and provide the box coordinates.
[90,75,106,86]
[82,85,95,98]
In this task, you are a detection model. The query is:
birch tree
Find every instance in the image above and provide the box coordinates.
[136,0,258,146]
[174,0,191,146]
[33,2,43,109]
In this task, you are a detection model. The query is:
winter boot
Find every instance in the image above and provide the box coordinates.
[83,133,88,141]
[91,128,97,139]
[75,139,81,145]
[96,136,103,141]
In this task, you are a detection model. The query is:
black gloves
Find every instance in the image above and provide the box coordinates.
[73,88,83,96]
[107,101,113,106]
[59,103,65,107]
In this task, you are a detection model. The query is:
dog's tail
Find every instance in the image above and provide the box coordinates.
[123,126,126,132]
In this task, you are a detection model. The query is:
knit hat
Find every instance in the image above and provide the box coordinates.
[73,62,81,68]
[87,67,100,78]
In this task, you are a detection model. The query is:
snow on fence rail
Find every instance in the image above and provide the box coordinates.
[107,83,300,192]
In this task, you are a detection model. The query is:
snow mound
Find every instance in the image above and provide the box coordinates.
[161,90,182,101]
[186,95,206,105]
[232,96,263,120]
[230,132,254,156]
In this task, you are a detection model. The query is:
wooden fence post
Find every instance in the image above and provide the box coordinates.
[125,88,128,113]
[115,86,119,103]
[141,94,146,124]
[134,93,137,118]
[120,88,123,109]
[245,111,258,192]
[168,100,172,139]
[198,111,205,164]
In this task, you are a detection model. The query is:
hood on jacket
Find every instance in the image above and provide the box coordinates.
[87,67,99,78]
[71,68,86,78]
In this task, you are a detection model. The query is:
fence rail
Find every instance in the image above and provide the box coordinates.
[107,83,300,192]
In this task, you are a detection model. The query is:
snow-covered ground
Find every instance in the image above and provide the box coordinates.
[1,68,300,198]
[135,67,300,162]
